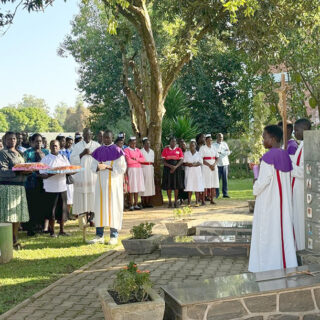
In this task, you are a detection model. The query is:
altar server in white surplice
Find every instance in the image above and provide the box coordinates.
[184,139,204,206]
[140,137,155,208]
[199,134,219,204]
[70,128,100,217]
[291,118,311,251]
[88,130,127,245]
[249,125,297,273]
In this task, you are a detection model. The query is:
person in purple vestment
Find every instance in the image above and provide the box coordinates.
[278,121,298,156]
[87,130,127,245]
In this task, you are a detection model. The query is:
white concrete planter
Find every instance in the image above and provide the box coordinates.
[165,220,196,237]
[98,287,165,320]
[122,234,163,255]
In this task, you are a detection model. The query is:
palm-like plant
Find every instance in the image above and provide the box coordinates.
[162,85,198,145]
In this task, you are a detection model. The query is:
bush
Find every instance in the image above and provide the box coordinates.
[173,206,193,220]
[113,261,152,303]
[130,222,155,239]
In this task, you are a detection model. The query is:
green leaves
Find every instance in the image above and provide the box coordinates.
[130,222,155,239]
[309,97,318,109]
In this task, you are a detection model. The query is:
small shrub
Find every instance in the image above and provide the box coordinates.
[173,206,193,220]
[113,261,152,303]
[130,222,155,239]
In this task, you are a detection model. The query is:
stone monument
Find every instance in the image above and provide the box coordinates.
[299,131,320,264]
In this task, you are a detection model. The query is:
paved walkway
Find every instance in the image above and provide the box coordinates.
[1,200,251,320]
[1,250,248,320]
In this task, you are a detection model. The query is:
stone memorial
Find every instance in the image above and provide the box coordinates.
[160,235,251,257]
[304,131,320,254]
[162,264,320,320]
[195,220,252,237]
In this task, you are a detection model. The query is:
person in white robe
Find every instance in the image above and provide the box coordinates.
[199,134,219,204]
[88,130,126,245]
[291,118,311,251]
[140,137,155,208]
[70,128,100,222]
[249,125,297,273]
[184,139,204,206]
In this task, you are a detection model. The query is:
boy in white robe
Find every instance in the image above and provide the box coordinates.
[292,118,311,251]
[88,130,126,245]
[70,128,100,221]
[249,125,297,273]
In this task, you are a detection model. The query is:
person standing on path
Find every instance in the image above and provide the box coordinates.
[140,137,155,208]
[88,130,127,245]
[124,137,146,211]
[161,137,184,208]
[249,125,297,272]
[199,134,219,204]
[291,118,311,251]
[213,133,231,198]
[70,128,100,223]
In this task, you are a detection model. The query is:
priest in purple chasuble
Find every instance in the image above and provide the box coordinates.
[88,130,126,245]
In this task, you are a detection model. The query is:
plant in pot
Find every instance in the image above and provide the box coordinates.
[98,261,164,320]
[165,206,196,236]
[121,222,163,254]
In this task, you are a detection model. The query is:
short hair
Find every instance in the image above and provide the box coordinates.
[31,133,42,142]
[66,137,73,142]
[277,121,293,132]
[264,125,283,143]
[50,139,60,146]
[56,135,65,141]
[115,137,124,143]
[295,118,311,130]
[169,136,176,143]
[103,130,113,137]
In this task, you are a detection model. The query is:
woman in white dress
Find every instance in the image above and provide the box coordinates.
[184,140,204,206]
[199,134,219,204]
[140,138,155,208]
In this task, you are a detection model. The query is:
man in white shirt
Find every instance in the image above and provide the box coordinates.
[213,133,231,198]
[40,140,71,237]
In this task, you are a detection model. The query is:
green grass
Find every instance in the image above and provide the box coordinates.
[0,179,253,315]
[162,178,254,201]
[0,223,119,315]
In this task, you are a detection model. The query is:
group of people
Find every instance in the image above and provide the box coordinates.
[0,128,231,247]
[249,118,311,273]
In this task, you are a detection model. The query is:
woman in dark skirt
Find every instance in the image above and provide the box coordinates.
[161,137,184,208]
[23,133,49,236]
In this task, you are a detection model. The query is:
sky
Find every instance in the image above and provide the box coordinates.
[0,0,81,114]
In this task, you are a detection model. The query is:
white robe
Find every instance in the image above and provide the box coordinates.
[292,141,305,251]
[70,140,100,214]
[91,156,127,229]
[199,145,219,188]
[184,151,204,192]
[248,160,297,273]
[139,148,155,197]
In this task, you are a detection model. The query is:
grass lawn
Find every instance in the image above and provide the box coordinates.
[0,178,253,315]
[0,223,120,315]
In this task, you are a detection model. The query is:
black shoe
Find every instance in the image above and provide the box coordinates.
[223,195,230,198]
[27,230,36,237]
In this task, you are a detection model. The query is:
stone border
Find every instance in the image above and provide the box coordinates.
[0,250,120,320]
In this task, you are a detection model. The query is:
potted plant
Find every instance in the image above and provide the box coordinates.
[121,222,163,255]
[164,206,196,236]
[98,261,165,320]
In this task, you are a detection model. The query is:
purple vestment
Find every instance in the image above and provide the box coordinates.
[287,139,299,156]
[91,144,124,162]
[261,148,293,172]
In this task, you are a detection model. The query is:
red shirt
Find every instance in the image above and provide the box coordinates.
[161,147,184,160]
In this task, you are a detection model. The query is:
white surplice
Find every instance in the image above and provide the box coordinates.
[199,145,219,188]
[248,161,297,273]
[292,141,305,250]
[91,155,127,229]
[184,151,204,192]
[139,148,155,197]
[70,140,100,214]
